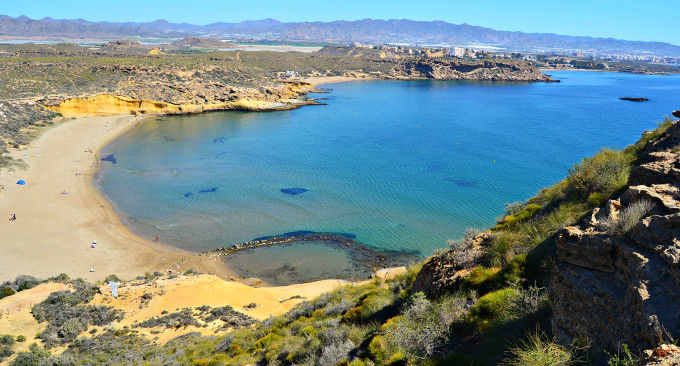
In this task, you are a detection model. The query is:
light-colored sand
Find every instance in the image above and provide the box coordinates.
[93,274,347,323]
[301,75,371,86]
[0,275,348,353]
[0,115,232,282]
[0,283,70,358]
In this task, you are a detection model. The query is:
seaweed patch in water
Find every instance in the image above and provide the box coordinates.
[183,192,193,197]
[198,187,218,194]
[280,187,308,195]
[163,136,178,142]
[101,154,117,164]
[213,137,227,144]
[443,178,477,187]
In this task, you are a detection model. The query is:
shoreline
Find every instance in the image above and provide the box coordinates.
[0,75,365,284]
[0,114,239,282]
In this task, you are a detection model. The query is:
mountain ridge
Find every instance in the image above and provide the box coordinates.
[1,14,680,56]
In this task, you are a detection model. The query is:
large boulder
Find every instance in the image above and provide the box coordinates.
[412,233,489,299]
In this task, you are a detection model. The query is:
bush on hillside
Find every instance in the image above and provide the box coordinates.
[503,332,575,366]
[32,279,124,347]
[9,343,51,366]
[383,292,467,360]
[0,275,43,300]
[598,200,655,236]
[567,148,631,199]
[495,204,542,230]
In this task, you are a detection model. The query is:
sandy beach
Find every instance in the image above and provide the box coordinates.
[302,75,371,86]
[0,114,236,282]
[0,76,363,283]
[0,76,369,287]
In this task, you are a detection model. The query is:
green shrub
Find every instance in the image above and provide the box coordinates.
[495,204,542,230]
[464,266,500,291]
[487,231,523,267]
[497,254,528,285]
[0,286,16,299]
[104,274,121,282]
[587,192,606,207]
[470,288,518,321]
[15,335,26,342]
[382,292,465,360]
[567,148,631,199]
[0,335,15,346]
[9,343,51,366]
[32,280,124,347]
[0,346,13,360]
[368,335,389,364]
[503,332,574,366]
[607,344,637,366]
[342,287,396,323]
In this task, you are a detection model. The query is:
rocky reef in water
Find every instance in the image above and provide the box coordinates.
[210,232,419,280]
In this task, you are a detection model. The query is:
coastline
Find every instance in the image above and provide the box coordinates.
[0,75,363,283]
[0,114,237,282]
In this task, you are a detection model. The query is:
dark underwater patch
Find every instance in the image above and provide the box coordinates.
[213,137,227,144]
[183,192,193,197]
[101,154,117,164]
[443,178,477,187]
[280,187,308,195]
[198,187,218,194]
[251,230,357,242]
[163,136,178,142]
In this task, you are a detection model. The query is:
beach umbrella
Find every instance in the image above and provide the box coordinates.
[16,180,26,185]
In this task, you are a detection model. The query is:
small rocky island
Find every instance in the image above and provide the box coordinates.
[620,97,650,102]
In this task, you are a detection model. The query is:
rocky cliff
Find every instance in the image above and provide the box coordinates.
[551,110,680,353]
[390,58,554,82]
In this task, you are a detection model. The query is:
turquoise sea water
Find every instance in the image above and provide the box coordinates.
[97,71,680,281]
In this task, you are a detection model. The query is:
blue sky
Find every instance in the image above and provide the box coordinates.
[2,0,678,45]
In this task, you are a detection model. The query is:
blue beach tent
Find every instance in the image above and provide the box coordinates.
[16,180,26,185]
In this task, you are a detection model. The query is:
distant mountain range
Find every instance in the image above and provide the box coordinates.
[1,15,679,57]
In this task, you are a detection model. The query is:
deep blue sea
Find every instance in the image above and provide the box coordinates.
[97,71,680,282]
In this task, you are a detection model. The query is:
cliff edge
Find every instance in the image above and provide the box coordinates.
[551,110,680,353]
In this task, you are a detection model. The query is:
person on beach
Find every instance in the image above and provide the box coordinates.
[155,234,159,242]
[9,213,16,221]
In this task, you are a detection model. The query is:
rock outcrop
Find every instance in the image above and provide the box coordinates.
[412,233,489,299]
[43,81,316,117]
[390,58,554,82]
[550,115,680,352]
[643,344,680,365]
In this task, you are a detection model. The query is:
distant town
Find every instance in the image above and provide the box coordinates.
[350,42,680,74]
